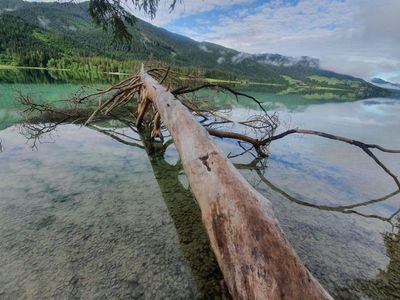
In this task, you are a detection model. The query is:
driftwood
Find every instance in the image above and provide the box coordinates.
[17,65,400,299]
[138,66,332,299]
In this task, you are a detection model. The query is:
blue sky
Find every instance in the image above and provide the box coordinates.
[29,0,400,82]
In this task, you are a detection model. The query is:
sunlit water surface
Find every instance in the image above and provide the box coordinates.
[0,70,399,299]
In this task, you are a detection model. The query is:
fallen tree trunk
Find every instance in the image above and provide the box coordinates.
[139,65,332,299]
[18,65,400,299]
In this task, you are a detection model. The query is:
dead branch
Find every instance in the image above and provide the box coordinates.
[260,129,400,189]
[89,125,144,149]
[21,120,66,149]
[136,87,151,128]
[207,128,268,157]
[159,67,170,85]
[235,159,400,228]
[172,83,270,115]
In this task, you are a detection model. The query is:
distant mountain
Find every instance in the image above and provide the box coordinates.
[0,0,388,98]
[372,78,389,85]
[372,78,400,90]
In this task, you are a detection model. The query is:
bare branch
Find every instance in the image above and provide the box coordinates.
[262,129,400,188]
[235,160,400,227]
[173,83,269,114]
[207,128,268,157]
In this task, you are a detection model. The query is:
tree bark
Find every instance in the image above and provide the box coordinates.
[139,65,332,300]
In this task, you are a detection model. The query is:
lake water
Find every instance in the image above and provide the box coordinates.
[0,70,399,299]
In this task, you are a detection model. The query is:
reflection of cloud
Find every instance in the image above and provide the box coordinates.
[363,100,397,106]
[340,116,381,126]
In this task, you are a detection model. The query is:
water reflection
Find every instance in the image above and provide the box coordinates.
[236,159,400,229]
[2,68,387,102]
[0,68,126,84]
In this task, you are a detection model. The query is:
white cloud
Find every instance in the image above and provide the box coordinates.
[198,43,213,53]
[37,15,50,28]
[217,56,225,64]
[231,52,251,64]
[171,0,400,81]
[125,0,255,25]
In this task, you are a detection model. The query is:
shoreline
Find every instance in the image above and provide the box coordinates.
[0,64,284,86]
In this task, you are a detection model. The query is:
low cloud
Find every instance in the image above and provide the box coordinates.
[159,0,400,82]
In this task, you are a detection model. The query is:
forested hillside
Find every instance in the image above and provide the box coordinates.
[0,0,388,97]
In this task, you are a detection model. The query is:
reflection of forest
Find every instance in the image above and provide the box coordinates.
[0,68,124,84]
[0,68,370,102]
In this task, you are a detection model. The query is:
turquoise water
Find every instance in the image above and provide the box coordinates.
[0,70,399,299]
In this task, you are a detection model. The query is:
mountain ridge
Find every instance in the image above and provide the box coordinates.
[372,78,400,88]
[0,0,388,98]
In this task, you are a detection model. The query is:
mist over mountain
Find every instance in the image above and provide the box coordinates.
[371,78,400,90]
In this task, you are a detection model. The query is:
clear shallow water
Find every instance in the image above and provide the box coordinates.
[0,70,400,299]
[223,98,400,299]
[0,125,222,299]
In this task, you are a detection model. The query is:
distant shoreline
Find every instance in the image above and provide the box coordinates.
[0,64,131,76]
[0,64,286,86]
[0,65,69,72]
[0,64,388,95]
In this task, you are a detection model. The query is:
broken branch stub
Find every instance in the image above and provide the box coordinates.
[139,65,332,299]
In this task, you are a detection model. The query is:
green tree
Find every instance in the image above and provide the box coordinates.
[87,0,179,41]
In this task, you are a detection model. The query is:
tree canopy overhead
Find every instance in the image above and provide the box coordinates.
[87,0,179,41]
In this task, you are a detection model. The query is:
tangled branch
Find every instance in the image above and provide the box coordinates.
[261,129,400,189]
[17,65,400,187]
[235,159,400,229]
